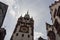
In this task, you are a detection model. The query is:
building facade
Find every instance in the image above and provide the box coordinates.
[0,2,8,40]
[10,11,34,40]
[46,0,60,40]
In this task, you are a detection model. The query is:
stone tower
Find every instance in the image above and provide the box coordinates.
[10,11,34,40]
[46,0,60,40]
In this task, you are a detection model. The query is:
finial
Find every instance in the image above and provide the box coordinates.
[27,10,29,14]
[24,10,30,18]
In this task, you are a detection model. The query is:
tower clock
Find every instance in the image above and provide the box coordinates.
[20,26,29,33]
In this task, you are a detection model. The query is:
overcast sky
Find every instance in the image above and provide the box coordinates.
[0,0,56,40]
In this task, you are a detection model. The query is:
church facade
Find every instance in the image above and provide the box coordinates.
[46,0,60,40]
[10,11,34,40]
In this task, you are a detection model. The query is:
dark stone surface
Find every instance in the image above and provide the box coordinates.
[0,2,8,28]
[0,28,6,40]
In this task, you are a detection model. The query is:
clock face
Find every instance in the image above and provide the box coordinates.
[20,26,29,33]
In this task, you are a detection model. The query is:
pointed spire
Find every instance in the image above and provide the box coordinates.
[27,10,29,14]
[24,10,30,18]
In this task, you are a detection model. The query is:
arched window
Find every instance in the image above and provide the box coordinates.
[57,6,60,17]
[47,31,56,40]
[54,9,57,18]
[28,35,30,38]
[16,33,18,36]
[22,34,24,37]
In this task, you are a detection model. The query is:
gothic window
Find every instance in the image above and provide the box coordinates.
[54,9,57,18]
[28,35,30,38]
[31,29,33,36]
[54,19,60,30]
[57,6,60,17]
[0,9,3,16]
[54,19,60,36]
[54,19,58,29]
[22,34,24,37]
[26,18,29,20]
[16,33,18,36]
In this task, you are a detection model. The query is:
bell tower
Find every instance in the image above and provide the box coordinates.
[10,11,34,40]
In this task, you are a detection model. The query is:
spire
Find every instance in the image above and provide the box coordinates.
[24,10,30,18]
[27,10,29,14]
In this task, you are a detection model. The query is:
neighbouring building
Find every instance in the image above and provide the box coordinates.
[46,0,60,40]
[10,11,34,40]
[0,2,8,28]
[38,37,46,40]
[0,2,8,40]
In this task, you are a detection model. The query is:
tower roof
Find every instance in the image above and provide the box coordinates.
[24,11,30,18]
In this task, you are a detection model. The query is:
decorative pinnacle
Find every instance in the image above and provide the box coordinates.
[27,10,29,14]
